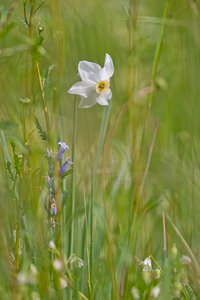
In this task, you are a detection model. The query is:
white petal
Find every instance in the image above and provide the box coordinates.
[68,81,95,97]
[96,91,110,106]
[107,88,112,99]
[78,91,97,108]
[78,61,101,83]
[99,53,114,81]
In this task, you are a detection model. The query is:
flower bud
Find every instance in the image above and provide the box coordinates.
[38,25,44,34]
[53,259,63,272]
[174,281,182,298]
[154,268,161,279]
[131,287,140,299]
[171,244,178,258]
[150,286,160,298]
[143,271,151,285]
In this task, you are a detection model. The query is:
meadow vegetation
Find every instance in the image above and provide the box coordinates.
[0,0,200,299]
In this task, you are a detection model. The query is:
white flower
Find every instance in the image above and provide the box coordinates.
[150,286,160,298]
[68,53,114,108]
[142,257,152,272]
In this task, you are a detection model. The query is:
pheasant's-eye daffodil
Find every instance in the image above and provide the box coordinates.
[68,53,114,108]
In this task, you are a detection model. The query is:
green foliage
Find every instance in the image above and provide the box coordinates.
[0,22,15,42]
[42,64,56,89]
[7,11,28,29]
[31,35,44,61]
[11,140,22,175]
[6,160,14,181]
[35,116,48,141]
[0,0,200,299]
[0,121,18,132]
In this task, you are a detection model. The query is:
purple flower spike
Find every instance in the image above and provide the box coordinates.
[50,199,57,217]
[60,158,70,177]
[47,148,53,158]
[57,142,69,161]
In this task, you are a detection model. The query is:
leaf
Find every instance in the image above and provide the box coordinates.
[6,161,14,181]
[11,140,22,175]
[142,197,160,216]
[33,1,45,15]
[31,35,44,61]
[42,64,56,88]
[35,117,48,141]
[0,22,15,43]
[20,97,31,104]
[61,168,73,178]
[7,11,28,29]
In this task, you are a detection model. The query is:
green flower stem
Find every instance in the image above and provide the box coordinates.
[15,174,23,272]
[69,97,78,256]
[23,1,50,140]
[68,97,78,300]
[89,104,111,300]
[35,61,50,140]
[60,107,67,255]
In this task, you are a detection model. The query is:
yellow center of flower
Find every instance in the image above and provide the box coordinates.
[96,80,109,94]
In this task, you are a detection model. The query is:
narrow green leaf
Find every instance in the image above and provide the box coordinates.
[35,117,48,141]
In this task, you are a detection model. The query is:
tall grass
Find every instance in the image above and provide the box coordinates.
[0,0,200,299]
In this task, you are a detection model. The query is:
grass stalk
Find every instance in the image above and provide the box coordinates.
[35,61,50,139]
[88,172,94,300]
[68,97,78,299]
[15,174,23,272]
[69,97,78,257]
[140,0,170,153]
[167,216,200,277]
[88,104,111,299]
[162,211,167,267]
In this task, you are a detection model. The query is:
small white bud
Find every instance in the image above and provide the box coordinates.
[150,286,160,298]
[49,240,56,250]
[154,268,161,279]
[17,273,27,284]
[171,244,178,257]
[53,259,63,271]
[131,286,140,299]
[59,276,68,289]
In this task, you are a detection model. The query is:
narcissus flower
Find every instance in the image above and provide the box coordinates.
[68,53,114,108]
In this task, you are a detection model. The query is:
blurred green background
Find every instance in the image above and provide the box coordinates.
[1,0,200,299]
